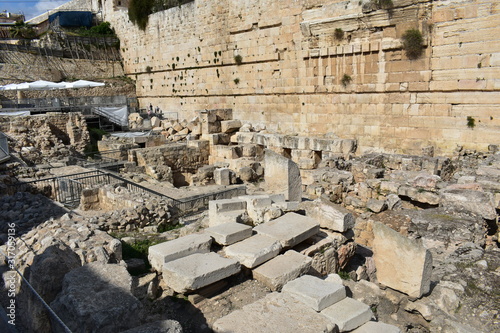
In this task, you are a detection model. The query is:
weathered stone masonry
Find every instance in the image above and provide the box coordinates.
[100,0,500,155]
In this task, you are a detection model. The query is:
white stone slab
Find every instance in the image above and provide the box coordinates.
[212,292,336,333]
[252,250,312,291]
[253,212,320,248]
[351,321,401,333]
[224,234,282,268]
[148,233,212,271]
[162,253,240,293]
[321,297,372,332]
[373,222,433,298]
[208,198,247,227]
[282,275,346,311]
[205,222,253,246]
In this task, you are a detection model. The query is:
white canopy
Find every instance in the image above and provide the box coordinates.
[0,80,105,91]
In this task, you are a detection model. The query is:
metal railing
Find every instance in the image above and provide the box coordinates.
[7,170,246,215]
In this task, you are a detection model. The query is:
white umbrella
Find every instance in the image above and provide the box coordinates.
[0,80,62,91]
[67,80,105,88]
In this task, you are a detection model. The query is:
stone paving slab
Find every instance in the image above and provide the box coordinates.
[148,233,212,271]
[321,297,372,332]
[351,321,401,333]
[162,252,240,293]
[224,234,282,268]
[212,292,336,333]
[252,250,312,291]
[282,274,346,311]
[205,222,253,245]
[253,212,320,248]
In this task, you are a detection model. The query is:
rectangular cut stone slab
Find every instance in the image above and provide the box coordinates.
[282,274,346,311]
[208,198,247,227]
[351,321,401,333]
[162,252,240,293]
[212,292,335,333]
[253,212,320,248]
[205,222,253,246]
[148,233,212,271]
[302,197,355,232]
[321,297,372,332]
[372,222,432,298]
[252,250,312,291]
[264,149,302,201]
[224,234,282,268]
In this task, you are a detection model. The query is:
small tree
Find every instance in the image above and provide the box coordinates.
[401,29,424,59]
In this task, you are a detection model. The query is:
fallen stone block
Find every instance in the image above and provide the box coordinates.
[212,292,336,333]
[366,199,387,213]
[264,149,302,202]
[221,119,242,133]
[224,234,282,268]
[214,168,233,185]
[254,212,320,248]
[321,297,372,332]
[252,250,312,291]
[162,253,240,293]
[302,197,355,232]
[205,222,253,246]
[148,233,212,271]
[351,321,401,333]
[439,188,497,220]
[282,274,346,311]
[209,198,247,227]
[372,222,432,298]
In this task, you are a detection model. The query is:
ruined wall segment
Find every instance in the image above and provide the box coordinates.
[102,0,500,155]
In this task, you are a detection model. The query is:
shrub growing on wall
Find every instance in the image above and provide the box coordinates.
[402,29,424,59]
[128,0,154,30]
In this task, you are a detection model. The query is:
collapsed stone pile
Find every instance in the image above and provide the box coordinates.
[0,113,90,165]
[128,113,202,142]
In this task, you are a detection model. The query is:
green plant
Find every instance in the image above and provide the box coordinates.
[146,66,152,73]
[377,0,393,9]
[128,0,154,30]
[10,21,37,39]
[341,74,352,87]
[338,270,351,280]
[334,28,344,40]
[234,54,243,65]
[467,116,475,128]
[233,78,240,84]
[401,29,424,59]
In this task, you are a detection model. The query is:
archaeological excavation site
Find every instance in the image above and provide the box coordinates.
[0,0,499,332]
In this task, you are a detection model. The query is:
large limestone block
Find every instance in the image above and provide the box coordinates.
[214,168,232,185]
[205,222,253,245]
[239,194,273,224]
[221,119,242,133]
[50,263,142,333]
[302,197,355,232]
[252,250,312,291]
[162,253,240,293]
[148,233,212,271]
[253,212,320,248]
[282,274,346,311]
[351,321,401,333]
[439,188,497,220]
[212,292,335,333]
[264,149,302,201]
[372,222,432,298]
[321,297,372,332]
[224,234,282,268]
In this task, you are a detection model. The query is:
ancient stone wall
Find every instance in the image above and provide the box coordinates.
[101,0,500,155]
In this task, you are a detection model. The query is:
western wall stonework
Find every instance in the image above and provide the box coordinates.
[101,0,500,155]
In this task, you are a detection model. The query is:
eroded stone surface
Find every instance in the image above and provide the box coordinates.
[224,234,282,268]
[253,212,320,248]
[205,222,253,245]
[321,297,372,332]
[162,252,240,293]
[252,250,312,291]
[212,292,335,333]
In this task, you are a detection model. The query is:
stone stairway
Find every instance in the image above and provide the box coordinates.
[148,208,400,332]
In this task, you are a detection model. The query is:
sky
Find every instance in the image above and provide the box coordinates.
[0,0,70,20]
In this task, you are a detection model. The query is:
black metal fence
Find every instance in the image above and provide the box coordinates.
[7,170,246,215]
